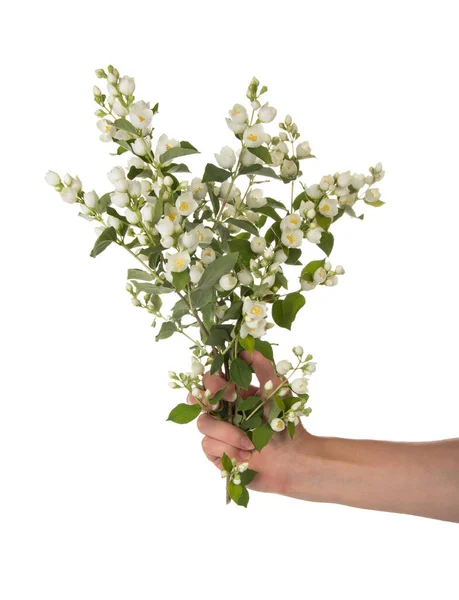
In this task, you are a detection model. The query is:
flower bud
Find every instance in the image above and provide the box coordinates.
[293,345,304,357]
[335,265,345,275]
[163,176,174,188]
[60,188,77,204]
[238,463,248,472]
[131,297,141,307]
[270,418,285,432]
[264,380,274,392]
[219,274,237,291]
[45,171,61,187]
[118,76,136,96]
[125,208,140,224]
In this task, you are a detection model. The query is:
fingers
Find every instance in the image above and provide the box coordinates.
[201,436,252,463]
[240,350,281,393]
[197,413,255,451]
[202,371,236,401]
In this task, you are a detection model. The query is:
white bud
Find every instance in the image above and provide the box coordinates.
[60,188,77,204]
[131,297,141,307]
[270,418,285,432]
[335,265,345,275]
[237,270,253,286]
[45,171,61,187]
[276,360,293,376]
[278,387,289,397]
[221,470,229,478]
[238,462,248,472]
[125,208,140,224]
[293,345,304,357]
[264,380,274,392]
[219,274,237,291]
[232,477,241,486]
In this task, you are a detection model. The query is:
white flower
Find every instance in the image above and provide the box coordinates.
[166,251,190,273]
[229,103,248,124]
[304,362,317,374]
[270,418,285,432]
[180,230,199,251]
[215,146,236,169]
[238,462,249,473]
[339,194,357,207]
[155,217,174,237]
[201,248,216,264]
[141,204,155,223]
[281,160,298,179]
[128,180,142,198]
[337,171,351,187]
[190,262,205,284]
[164,205,181,231]
[318,197,339,218]
[155,133,180,158]
[306,184,323,199]
[176,191,198,216]
[108,166,125,185]
[84,190,99,209]
[270,149,284,167]
[243,297,267,320]
[219,274,237,291]
[258,102,277,123]
[350,173,365,190]
[190,177,208,200]
[293,345,304,357]
[112,99,128,117]
[194,224,213,244]
[133,137,151,156]
[60,188,77,204]
[313,267,327,284]
[275,249,288,263]
[291,378,308,394]
[238,270,253,286]
[118,76,135,96]
[276,360,293,375]
[296,141,311,159]
[247,188,266,209]
[127,156,145,170]
[306,227,322,244]
[45,171,61,186]
[280,213,302,231]
[125,208,139,224]
[107,215,122,231]
[335,265,345,275]
[281,229,303,248]
[97,119,115,142]
[264,380,274,392]
[226,117,247,134]
[365,188,381,203]
[160,236,174,249]
[263,274,275,288]
[191,357,204,376]
[301,280,317,291]
[251,237,266,254]
[129,100,153,131]
[243,124,266,148]
[215,303,227,319]
[240,148,258,167]
[240,319,267,339]
[325,275,339,287]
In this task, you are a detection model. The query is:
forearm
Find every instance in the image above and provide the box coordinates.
[287,433,459,522]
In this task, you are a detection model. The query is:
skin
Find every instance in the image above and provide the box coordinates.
[188,351,459,523]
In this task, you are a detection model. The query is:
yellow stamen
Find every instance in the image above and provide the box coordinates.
[168,213,177,221]
[174,259,185,270]
[251,306,262,315]
[287,234,296,244]
[290,216,299,225]
[179,202,189,212]
[105,125,110,133]
[248,134,258,142]
[322,204,330,213]
[166,144,171,150]
[138,115,145,123]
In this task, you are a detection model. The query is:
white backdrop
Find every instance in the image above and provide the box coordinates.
[1,1,458,598]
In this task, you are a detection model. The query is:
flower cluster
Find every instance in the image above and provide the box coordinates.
[46,66,385,507]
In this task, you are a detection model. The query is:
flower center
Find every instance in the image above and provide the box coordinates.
[174,259,185,269]
[322,204,330,213]
[287,234,296,244]
[248,134,258,142]
[105,125,110,133]
[168,213,177,221]
[138,115,145,123]
[290,216,299,225]
[166,144,171,150]
[179,202,189,212]
[252,306,261,315]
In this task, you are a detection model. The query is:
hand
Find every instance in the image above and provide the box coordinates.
[188,350,311,496]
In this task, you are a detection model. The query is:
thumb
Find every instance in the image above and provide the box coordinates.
[239,350,281,394]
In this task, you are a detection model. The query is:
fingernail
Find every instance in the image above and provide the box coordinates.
[239,450,252,461]
[241,438,255,450]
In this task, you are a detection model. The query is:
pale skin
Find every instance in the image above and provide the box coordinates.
[188,351,459,523]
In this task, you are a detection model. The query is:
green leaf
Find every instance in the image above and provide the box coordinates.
[206,325,231,347]
[254,339,274,362]
[318,231,334,256]
[172,299,189,319]
[159,141,199,164]
[155,321,177,342]
[228,239,256,266]
[265,222,282,245]
[221,452,233,472]
[285,248,302,265]
[226,218,259,236]
[133,281,174,294]
[315,213,332,231]
[272,292,306,330]
[189,287,213,309]
[248,146,272,164]
[221,301,243,322]
[166,163,191,173]
[208,187,220,217]
[127,268,153,281]
[172,270,190,291]
[300,259,326,280]
[252,206,281,222]
[228,481,242,502]
[238,396,260,411]
[240,469,258,486]
[113,118,137,135]
[288,421,296,440]
[167,403,201,424]
[230,358,253,390]
[198,252,239,290]
[236,486,250,507]
[106,206,129,224]
[89,227,117,258]
[210,354,225,375]
[364,199,385,208]
[239,335,255,354]
[202,163,232,183]
[252,424,274,452]
[292,191,307,211]
[210,387,227,405]
[239,164,279,179]
[265,197,288,211]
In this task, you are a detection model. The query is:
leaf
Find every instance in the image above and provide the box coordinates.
[239,415,262,431]
[227,239,256,266]
[252,206,282,222]
[202,163,232,183]
[300,259,326,280]
[155,321,177,342]
[265,197,288,211]
[236,486,250,507]
[172,299,189,319]
[221,452,233,472]
[293,191,307,211]
[364,199,385,208]
[106,206,129,224]
[238,396,260,411]
[254,339,274,362]
[288,421,296,440]
[206,325,231,347]
[210,354,225,375]
[265,222,282,245]
[221,301,243,322]
[210,387,227,405]
[240,469,258,486]
[318,231,334,256]
[127,268,153,281]
[167,403,201,424]
[198,252,239,290]
[208,187,220,217]
[248,146,272,164]
[228,481,242,502]
[159,141,199,164]
[285,248,302,265]
[226,218,259,236]
[230,358,253,390]
[239,164,279,179]
[113,118,138,135]
[133,281,174,294]
[272,292,306,330]
[172,270,190,291]
[89,227,117,258]
[315,213,332,231]
[189,287,213,309]
[252,424,274,452]
[166,163,191,173]
[238,335,255,354]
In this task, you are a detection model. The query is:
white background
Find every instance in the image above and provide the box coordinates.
[1,1,458,598]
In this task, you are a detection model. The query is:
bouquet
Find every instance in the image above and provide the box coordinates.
[46,65,385,506]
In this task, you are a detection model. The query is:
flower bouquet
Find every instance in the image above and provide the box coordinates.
[46,65,385,506]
